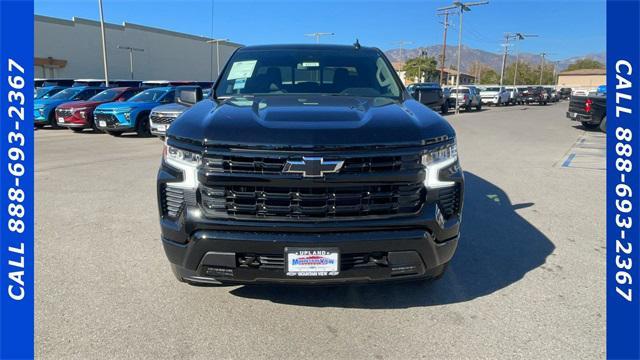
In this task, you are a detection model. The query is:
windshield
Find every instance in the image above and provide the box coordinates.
[216,49,401,98]
[49,88,83,100]
[128,89,168,102]
[35,87,59,99]
[483,87,500,92]
[90,89,122,102]
[450,88,469,94]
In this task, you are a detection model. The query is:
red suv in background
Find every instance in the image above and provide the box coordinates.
[56,87,141,132]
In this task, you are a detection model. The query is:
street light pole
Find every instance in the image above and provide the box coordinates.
[511,33,538,87]
[207,39,229,77]
[437,1,489,114]
[98,0,109,86]
[117,45,144,80]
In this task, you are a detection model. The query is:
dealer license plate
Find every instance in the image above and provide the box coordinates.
[156,125,167,131]
[99,120,106,127]
[285,248,339,276]
[58,117,64,123]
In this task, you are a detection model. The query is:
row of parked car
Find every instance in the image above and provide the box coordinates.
[34,78,211,137]
[406,82,571,114]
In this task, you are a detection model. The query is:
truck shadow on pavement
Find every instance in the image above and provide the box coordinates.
[229,172,555,308]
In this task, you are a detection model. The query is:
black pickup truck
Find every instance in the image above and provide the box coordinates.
[566,93,606,132]
[407,83,449,114]
[521,86,548,105]
[157,44,464,285]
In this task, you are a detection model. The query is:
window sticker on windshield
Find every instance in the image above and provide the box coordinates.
[227,60,257,80]
[233,78,247,90]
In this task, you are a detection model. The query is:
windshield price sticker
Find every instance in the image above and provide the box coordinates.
[227,60,257,80]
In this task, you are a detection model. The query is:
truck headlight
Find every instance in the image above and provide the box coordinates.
[124,112,131,121]
[422,142,458,189]
[163,143,201,189]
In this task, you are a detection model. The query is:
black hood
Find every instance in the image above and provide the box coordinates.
[168,95,455,149]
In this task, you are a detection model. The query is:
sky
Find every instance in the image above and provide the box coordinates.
[34,0,605,60]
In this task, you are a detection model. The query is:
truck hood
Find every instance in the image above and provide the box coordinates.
[151,103,188,113]
[168,95,455,149]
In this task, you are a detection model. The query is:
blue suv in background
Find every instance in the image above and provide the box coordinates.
[34,86,105,128]
[94,86,175,137]
[34,85,66,100]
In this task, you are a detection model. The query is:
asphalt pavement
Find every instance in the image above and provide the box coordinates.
[35,101,605,359]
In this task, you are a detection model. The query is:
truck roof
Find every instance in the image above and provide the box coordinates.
[238,44,379,53]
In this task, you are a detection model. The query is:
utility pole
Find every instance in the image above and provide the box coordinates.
[98,0,109,86]
[207,38,229,77]
[539,52,547,85]
[437,10,450,85]
[437,1,489,114]
[117,45,144,80]
[393,40,413,63]
[304,32,335,43]
[499,33,515,86]
[511,32,538,87]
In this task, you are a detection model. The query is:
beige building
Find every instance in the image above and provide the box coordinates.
[442,68,475,86]
[35,15,242,81]
[556,69,606,88]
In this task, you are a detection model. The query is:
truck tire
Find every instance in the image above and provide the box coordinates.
[599,116,607,133]
[476,102,482,111]
[441,103,449,115]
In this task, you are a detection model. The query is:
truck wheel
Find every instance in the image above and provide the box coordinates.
[136,113,152,137]
[476,103,482,111]
[581,122,599,130]
[441,103,449,115]
[599,116,607,133]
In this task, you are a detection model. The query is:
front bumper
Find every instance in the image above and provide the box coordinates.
[94,111,135,131]
[164,227,459,285]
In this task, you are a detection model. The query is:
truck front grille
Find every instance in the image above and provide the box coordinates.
[200,183,424,219]
[162,185,185,218]
[204,154,421,175]
[150,112,179,125]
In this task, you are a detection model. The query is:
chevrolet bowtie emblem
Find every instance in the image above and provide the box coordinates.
[283,157,344,177]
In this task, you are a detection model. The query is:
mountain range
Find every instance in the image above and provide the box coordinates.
[384,45,606,73]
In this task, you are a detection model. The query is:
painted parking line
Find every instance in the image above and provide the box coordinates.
[558,132,606,170]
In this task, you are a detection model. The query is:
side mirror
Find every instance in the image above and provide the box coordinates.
[175,86,203,107]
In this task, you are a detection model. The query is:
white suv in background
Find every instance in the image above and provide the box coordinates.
[480,85,510,106]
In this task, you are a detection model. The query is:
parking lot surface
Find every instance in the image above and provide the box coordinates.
[35,102,605,359]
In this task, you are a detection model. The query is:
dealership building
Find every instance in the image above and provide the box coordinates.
[34,15,242,81]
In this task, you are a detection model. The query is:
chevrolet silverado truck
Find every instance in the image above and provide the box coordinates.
[55,87,141,132]
[157,44,464,285]
[94,86,176,136]
[34,86,105,128]
[566,93,606,132]
[149,86,203,137]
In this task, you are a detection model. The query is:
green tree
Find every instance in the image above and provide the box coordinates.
[403,56,439,82]
[503,61,555,85]
[479,69,500,84]
[566,58,605,71]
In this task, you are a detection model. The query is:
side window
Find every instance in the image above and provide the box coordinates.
[375,57,400,97]
[75,91,92,100]
[162,91,175,103]
[120,90,138,100]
